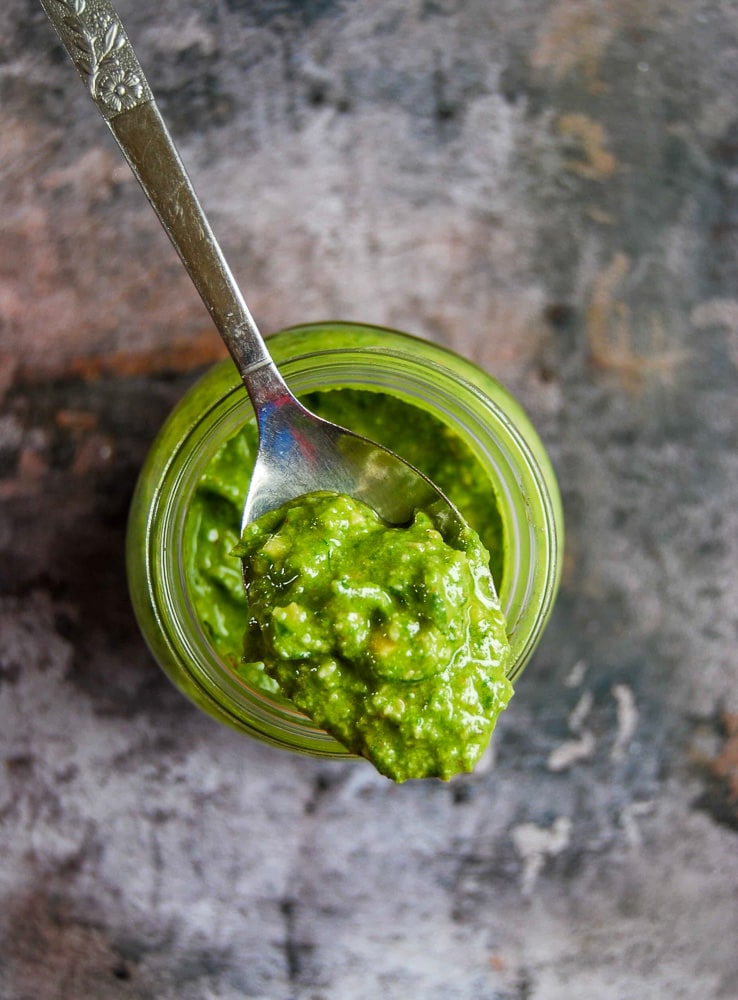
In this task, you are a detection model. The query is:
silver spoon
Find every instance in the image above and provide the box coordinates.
[41,0,462,535]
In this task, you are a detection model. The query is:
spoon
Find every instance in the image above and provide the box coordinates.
[40,0,462,534]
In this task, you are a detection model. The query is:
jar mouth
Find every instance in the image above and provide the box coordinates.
[131,324,563,754]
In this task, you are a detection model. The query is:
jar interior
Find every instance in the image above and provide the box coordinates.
[137,336,561,754]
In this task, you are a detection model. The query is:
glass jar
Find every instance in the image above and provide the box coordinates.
[126,322,563,758]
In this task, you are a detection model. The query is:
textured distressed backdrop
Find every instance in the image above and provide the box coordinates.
[2,1,738,997]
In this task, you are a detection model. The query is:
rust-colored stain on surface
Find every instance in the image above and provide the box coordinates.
[15,329,227,385]
[706,713,738,802]
[558,113,617,180]
[531,0,665,92]
[586,252,688,391]
[532,0,613,92]
[694,712,738,831]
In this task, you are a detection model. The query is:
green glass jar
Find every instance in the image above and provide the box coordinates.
[126,322,563,759]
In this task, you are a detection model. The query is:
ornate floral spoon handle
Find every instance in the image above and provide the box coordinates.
[40,0,273,380]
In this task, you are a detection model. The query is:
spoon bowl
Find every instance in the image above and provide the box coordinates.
[242,369,444,528]
[41,0,462,535]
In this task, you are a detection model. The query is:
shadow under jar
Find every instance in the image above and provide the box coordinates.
[126,322,564,759]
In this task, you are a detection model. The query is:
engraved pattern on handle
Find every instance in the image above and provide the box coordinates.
[40,0,152,118]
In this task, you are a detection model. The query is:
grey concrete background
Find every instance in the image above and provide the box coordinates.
[1,1,738,997]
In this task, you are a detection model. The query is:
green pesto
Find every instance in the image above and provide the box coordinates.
[235,492,512,782]
[185,387,508,701]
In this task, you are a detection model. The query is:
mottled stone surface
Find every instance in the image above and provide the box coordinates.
[2,1,738,997]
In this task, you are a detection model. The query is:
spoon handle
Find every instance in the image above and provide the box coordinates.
[40,0,285,401]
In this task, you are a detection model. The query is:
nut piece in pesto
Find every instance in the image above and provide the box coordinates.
[234,491,513,782]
